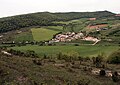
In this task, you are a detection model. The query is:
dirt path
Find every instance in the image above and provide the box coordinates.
[92,40,100,45]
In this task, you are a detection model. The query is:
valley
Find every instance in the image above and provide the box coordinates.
[0,11,120,85]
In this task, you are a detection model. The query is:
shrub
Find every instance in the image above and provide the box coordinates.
[33,59,42,65]
[99,69,106,76]
[108,50,120,64]
[43,54,47,59]
[92,54,104,68]
[112,71,119,82]
[74,44,79,46]
[57,51,80,62]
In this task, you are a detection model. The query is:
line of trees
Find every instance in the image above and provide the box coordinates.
[7,49,38,58]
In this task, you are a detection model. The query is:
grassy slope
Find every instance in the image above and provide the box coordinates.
[60,18,88,32]
[45,26,63,32]
[10,45,119,57]
[31,27,61,41]
[14,32,33,42]
[1,53,118,85]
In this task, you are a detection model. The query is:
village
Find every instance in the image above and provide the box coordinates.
[0,31,101,45]
[49,31,100,45]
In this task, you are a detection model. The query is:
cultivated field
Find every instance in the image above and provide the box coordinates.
[31,27,62,41]
[15,32,33,42]
[10,45,119,57]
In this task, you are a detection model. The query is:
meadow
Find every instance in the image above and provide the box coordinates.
[14,32,33,42]
[31,26,62,41]
[10,45,119,57]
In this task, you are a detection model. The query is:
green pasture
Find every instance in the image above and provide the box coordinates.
[45,26,63,31]
[10,45,119,57]
[14,32,33,42]
[31,27,60,41]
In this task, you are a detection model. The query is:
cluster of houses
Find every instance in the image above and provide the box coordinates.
[49,32,84,43]
[82,36,100,42]
[49,32,100,44]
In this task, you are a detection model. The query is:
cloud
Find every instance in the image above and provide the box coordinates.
[0,0,120,17]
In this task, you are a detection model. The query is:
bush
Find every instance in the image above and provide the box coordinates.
[112,71,119,82]
[100,69,106,76]
[108,50,120,64]
[92,54,104,68]
[33,59,42,65]
[74,44,79,46]
[57,51,80,62]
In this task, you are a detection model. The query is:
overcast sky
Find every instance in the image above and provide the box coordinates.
[0,0,120,18]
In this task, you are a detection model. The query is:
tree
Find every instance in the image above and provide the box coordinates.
[26,50,38,58]
[57,51,80,62]
[92,54,104,68]
[108,50,120,64]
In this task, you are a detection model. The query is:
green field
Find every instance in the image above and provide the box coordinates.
[10,45,119,57]
[46,26,63,31]
[53,18,87,25]
[31,27,60,41]
[13,26,63,42]
[14,32,33,42]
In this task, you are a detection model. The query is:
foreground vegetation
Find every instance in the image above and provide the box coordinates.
[0,48,120,85]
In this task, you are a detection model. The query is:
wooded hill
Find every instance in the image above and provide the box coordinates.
[0,11,115,33]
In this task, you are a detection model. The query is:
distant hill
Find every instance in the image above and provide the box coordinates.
[0,11,115,33]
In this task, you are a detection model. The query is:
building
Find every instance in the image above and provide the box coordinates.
[89,18,96,21]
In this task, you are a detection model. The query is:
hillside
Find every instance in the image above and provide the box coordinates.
[0,11,115,33]
[0,49,120,85]
[0,11,120,85]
